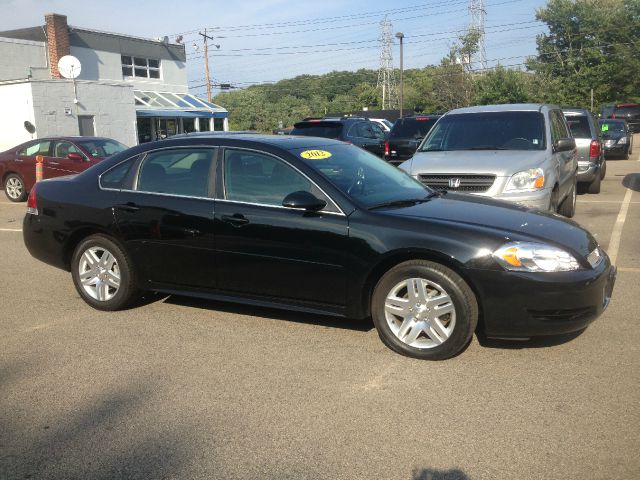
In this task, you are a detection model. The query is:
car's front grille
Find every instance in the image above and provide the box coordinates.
[418,174,496,193]
[528,307,596,322]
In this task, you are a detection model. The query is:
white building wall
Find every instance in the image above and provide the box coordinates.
[71,45,188,93]
[30,80,137,147]
[0,37,49,81]
[0,82,37,152]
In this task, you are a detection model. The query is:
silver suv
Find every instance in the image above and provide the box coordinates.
[400,104,578,217]
[563,108,605,194]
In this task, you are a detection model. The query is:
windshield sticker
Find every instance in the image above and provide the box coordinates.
[532,139,539,145]
[300,149,332,160]
[601,123,609,132]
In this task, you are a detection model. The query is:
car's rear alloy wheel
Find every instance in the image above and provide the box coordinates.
[71,235,138,311]
[372,260,477,360]
[4,174,27,202]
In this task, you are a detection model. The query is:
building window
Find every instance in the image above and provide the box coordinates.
[122,55,161,79]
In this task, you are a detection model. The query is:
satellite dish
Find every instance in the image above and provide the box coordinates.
[58,55,82,79]
[24,121,36,134]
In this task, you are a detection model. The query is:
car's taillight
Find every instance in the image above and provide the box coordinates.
[589,139,601,158]
[26,184,38,215]
[384,140,390,157]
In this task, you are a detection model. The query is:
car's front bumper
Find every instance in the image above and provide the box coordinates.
[468,257,616,338]
[603,143,628,156]
[491,188,552,212]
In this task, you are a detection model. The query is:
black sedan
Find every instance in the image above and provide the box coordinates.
[599,119,633,159]
[23,134,616,360]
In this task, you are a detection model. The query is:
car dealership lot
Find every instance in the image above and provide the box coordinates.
[1,143,639,479]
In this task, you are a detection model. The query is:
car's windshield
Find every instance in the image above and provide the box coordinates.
[390,117,438,139]
[291,144,429,208]
[420,111,546,151]
[599,120,626,134]
[76,139,127,157]
[290,123,343,139]
[565,115,592,138]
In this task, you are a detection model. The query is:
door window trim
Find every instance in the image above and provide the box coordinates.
[219,146,345,216]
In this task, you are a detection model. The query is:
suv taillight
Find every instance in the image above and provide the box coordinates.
[384,140,390,157]
[26,184,38,215]
[589,140,601,158]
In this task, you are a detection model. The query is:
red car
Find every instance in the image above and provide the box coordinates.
[1,136,127,202]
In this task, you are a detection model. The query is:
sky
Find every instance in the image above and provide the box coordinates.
[2,0,549,97]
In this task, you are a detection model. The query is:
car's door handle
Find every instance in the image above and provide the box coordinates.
[114,203,140,213]
[14,158,23,162]
[183,228,201,236]
[221,214,249,227]
[48,161,60,165]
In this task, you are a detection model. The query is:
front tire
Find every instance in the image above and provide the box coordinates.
[71,234,138,311]
[558,178,577,217]
[4,173,27,202]
[371,260,478,360]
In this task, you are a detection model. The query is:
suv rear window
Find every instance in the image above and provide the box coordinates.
[565,115,592,138]
[291,122,343,139]
[613,105,640,117]
[390,117,438,139]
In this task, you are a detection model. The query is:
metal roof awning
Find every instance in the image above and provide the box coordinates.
[134,90,228,118]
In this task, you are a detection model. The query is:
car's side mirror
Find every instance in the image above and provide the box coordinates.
[67,152,84,162]
[553,138,576,152]
[282,191,327,212]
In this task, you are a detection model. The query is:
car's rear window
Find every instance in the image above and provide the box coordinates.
[390,117,438,139]
[290,123,343,139]
[420,111,546,151]
[614,105,640,117]
[565,115,592,138]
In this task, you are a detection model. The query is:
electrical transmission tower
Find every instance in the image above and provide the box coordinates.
[468,0,487,70]
[376,16,398,110]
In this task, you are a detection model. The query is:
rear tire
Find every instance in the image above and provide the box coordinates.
[558,178,577,217]
[587,172,601,194]
[600,159,606,179]
[4,173,27,202]
[71,234,138,311]
[371,260,477,360]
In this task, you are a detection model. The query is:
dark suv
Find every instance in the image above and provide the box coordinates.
[290,118,386,157]
[384,115,441,165]
[609,104,640,133]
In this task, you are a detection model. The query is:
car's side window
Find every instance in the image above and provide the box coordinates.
[370,123,385,140]
[19,141,51,157]
[100,157,138,190]
[136,148,215,198]
[223,149,337,211]
[550,111,564,143]
[53,141,83,159]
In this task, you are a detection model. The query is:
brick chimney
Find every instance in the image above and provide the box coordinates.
[45,13,70,78]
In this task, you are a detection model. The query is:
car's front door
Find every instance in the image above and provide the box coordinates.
[551,110,576,197]
[214,148,349,308]
[113,147,218,289]
[47,140,89,178]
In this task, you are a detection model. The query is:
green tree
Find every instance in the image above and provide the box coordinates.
[474,66,535,104]
[527,0,640,108]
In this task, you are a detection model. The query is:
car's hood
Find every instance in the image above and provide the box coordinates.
[381,193,597,257]
[602,132,625,140]
[404,150,549,176]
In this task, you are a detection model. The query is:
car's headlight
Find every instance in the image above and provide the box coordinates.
[504,168,545,192]
[618,136,628,144]
[493,242,580,272]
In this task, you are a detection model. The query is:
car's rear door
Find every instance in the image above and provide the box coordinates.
[214,147,349,308]
[112,147,218,289]
[14,140,52,190]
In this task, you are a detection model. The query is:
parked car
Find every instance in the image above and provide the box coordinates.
[384,115,441,166]
[24,134,616,360]
[0,136,127,202]
[290,118,386,157]
[562,108,605,194]
[608,103,640,133]
[400,104,578,217]
[599,119,633,159]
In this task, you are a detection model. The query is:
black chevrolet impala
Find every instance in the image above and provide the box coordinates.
[23,134,616,359]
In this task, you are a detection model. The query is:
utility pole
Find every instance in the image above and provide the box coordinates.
[395,32,404,118]
[376,16,398,110]
[469,0,487,70]
[198,29,220,102]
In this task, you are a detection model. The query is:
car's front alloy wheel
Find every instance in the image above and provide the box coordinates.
[372,260,478,360]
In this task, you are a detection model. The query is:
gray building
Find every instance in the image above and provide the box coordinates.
[0,13,228,151]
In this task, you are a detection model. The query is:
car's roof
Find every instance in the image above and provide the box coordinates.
[562,108,591,116]
[158,133,347,150]
[447,104,556,115]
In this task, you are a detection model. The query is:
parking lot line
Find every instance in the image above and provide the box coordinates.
[618,267,640,273]
[0,228,22,232]
[607,188,633,266]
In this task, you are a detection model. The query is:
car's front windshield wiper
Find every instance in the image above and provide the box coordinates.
[368,196,434,210]
[464,146,507,150]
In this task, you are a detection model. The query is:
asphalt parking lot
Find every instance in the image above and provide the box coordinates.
[1,141,639,480]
